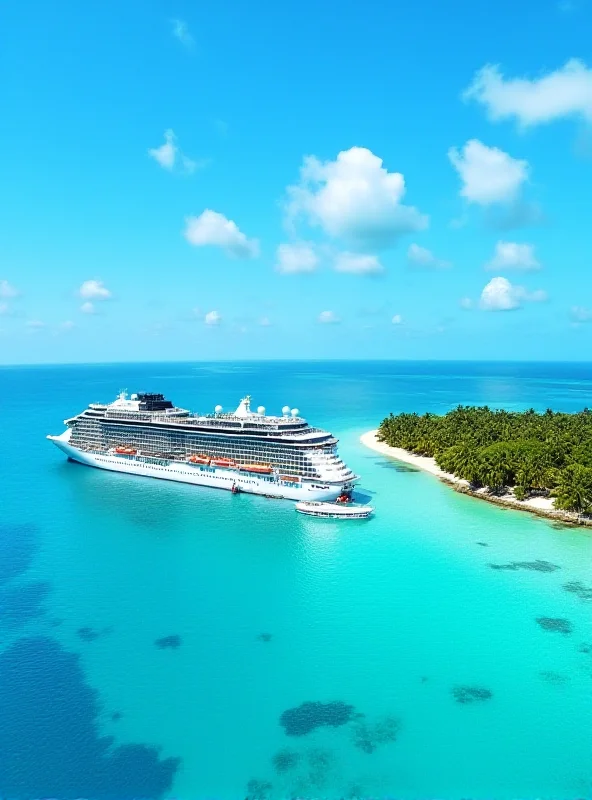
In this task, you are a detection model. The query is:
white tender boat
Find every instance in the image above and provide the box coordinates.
[295,501,374,519]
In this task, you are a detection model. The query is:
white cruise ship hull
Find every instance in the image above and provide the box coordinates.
[47,431,354,502]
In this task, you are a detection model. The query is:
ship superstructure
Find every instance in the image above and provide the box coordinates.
[47,392,358,501]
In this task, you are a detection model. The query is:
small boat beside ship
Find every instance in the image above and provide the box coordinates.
[295,501,374,519]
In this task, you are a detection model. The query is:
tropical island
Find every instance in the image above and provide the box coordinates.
[362,406,592,525]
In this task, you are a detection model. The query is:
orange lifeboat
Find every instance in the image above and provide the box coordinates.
[239,463,273,474]
[188,454,210,465]
[280,475,301,483]
[115,446,137,455]
[211,457,236,468]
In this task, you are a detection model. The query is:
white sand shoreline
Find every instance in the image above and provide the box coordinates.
[360,429,573,521]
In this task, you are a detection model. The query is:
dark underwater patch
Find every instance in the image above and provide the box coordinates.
[489,560,560,573]
[452,686,493,704]
[279,700,356,736]
[246,777,273,799]
[306,747,334,788]
[77,626,112,642]
[579,643,592,654]
[539,670,569,685]
[351,715,400,753]
[0,580,50,630]
[272,748,299,773]
[375,461,419,473]
[0,523,38,584]
[536,617,573,634]
[257,632,273,642]
[0,636,179,799]
[476,541,489,547]
[563,581,592,601]
[155,634,182,649]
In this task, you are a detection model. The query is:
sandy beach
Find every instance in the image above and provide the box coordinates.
[361,429,562,517]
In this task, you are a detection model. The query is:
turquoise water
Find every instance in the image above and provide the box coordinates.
[1,361,591,799]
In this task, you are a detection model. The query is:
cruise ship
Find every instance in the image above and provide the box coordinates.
[47,392,358,501]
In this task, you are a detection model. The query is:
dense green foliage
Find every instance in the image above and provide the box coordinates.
[378,406,592,513]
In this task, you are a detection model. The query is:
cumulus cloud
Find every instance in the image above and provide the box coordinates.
[334,252,383,274]
[460,297,473,310]
[184,210,259,258]
[479,276,547,311]
[60,320,76,331]
[407,243,450,269]
[286,146,428,249]
[259,316,272,327]
[171,18,194,48]
[0,302,8,315]
[463,60,592,128]
[0,280,19,298]
[570,306,592,323]
[448,139,529,205]
[80,301,96,314]
[26,319,45,330]
[148,129,197,174]
[318,310,340,324]
[275,242,318,274]
[204,310,221,325]
[486,241,540,271]
[392,314,403,324]
[79,280,111,300]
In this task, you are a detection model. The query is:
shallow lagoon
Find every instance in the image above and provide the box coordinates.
[1,361,591,798]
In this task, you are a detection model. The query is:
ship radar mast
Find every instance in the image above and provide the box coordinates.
[234,395,252,417]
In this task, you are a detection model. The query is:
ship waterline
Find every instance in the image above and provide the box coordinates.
[47,391,358,501]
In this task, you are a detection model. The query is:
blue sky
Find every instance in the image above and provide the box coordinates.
[2,0,592,364]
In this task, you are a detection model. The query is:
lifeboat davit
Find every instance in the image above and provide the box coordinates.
[239,463,272,474]
[211,458,236,468]
[115,446,137,455]
[188,454,210,465]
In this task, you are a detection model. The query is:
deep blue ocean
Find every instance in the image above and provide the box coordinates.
[1,361,591,800]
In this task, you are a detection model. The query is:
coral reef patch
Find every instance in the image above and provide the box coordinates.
[279,701,356,736]
[351,715,400,753]
[155,635,182,649]
[563,581,592,601]
[536,617,572,634]
[489,560,560,572]
[452,685,493,704]
[272,748,299,773]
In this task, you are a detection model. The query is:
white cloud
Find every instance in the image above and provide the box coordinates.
[334,252,383,274]
[286,146,428,249]
[0,302,8,315]
[171,18,194,48]
[259,316,272,327]
[570,306,592,323]
[463,60,592,129]
[448,140,529,205]
[392,314,403,325]
[80,301,96,314]
[60,320,76,330]
[184,210,259,258]
[460,297,473,310]
[0,280,19,298]
[148,129,196,174]
[204,310,221,325]
[26,319,45,329]
[275,242,318,274]
[407,243,450,269]
[486,241,540,271]
[79,280,111,300]
[479,276,547,311]
[318,310,340,324]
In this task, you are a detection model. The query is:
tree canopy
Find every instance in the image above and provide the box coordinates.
[377,406,592,513]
